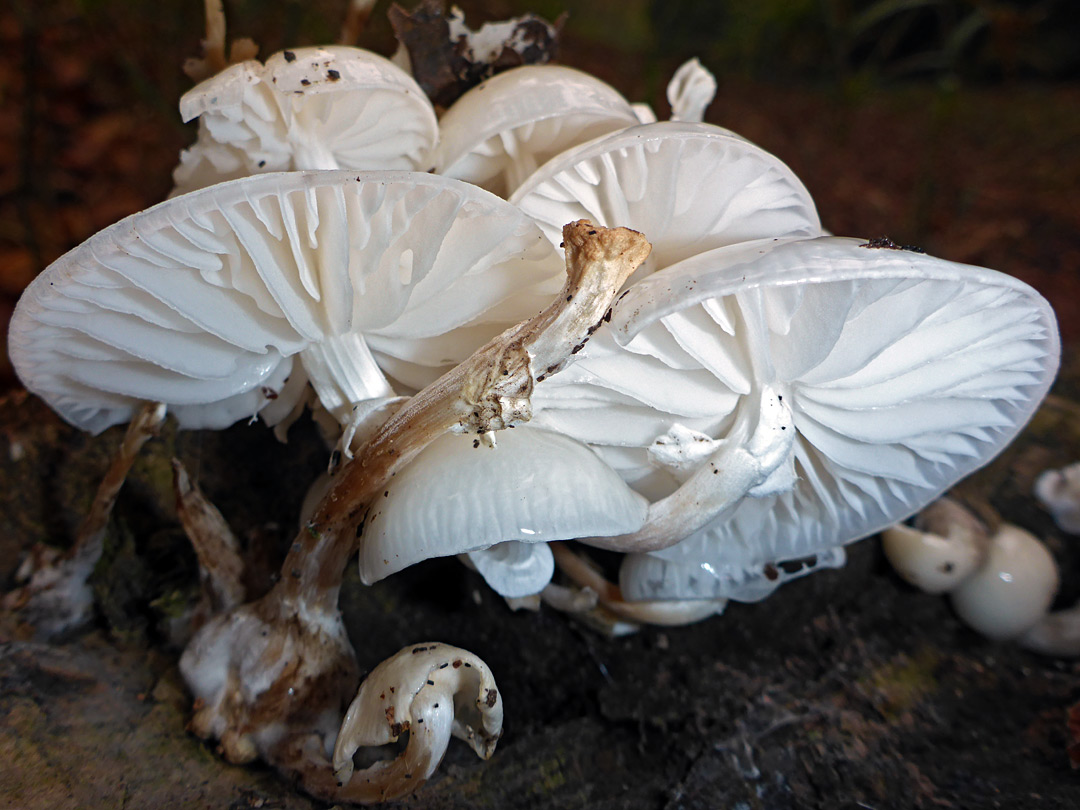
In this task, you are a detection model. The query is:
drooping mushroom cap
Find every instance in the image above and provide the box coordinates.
[332,642,502,801]
[9,170,562,434]
[173,46,439,194]
[532,236,1060,601]
[434,65,640,198]
[510,121,822,280]
[359,426,648,597]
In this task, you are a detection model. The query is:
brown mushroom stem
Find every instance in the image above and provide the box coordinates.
[179,222,651,793]
[2,401,166,637]
[184,0,259,82]
[277,221,651,614]
[550,543,722,628]
[340,0,378,46]
[172,458,246,616]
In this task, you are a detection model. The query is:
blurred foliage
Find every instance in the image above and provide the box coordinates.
[648,0,1080,84]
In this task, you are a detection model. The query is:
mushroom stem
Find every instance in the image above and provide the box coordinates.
[183,0,228,82]
[1019,604,1080,658]
[278,221,651,613]
[172,458,246,616]
[3,401,166,637]
[584,385,795,553]
[340,0,378,46]
[179,223,650,793]
[550,543,723,627]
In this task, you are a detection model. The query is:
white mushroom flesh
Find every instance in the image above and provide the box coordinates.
[881,497,991,594]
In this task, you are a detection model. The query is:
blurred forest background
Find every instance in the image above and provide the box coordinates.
[2,2,1080,809]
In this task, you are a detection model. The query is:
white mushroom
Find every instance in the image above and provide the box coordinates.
[8,170,562,444]
[359,425,649,598]
[531,236,1059,606]
[177,223,651,798]
[434,65,640,197]
[174,46,438,195]
[950,523,1059,641]
[329,643,502,803]
[1034,462,1080,534]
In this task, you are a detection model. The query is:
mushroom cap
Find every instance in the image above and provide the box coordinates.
[9,170,562,434]
[359,426,649,595]
[434,65,640,197]
[950,524,1059,640]
[173,46,439,194]
[510,121,822,280]
[532,236,1060,600]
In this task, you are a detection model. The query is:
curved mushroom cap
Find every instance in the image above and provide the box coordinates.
[173,46,438,194]
[510,121,822,280]
[9,170,562,434]
[359,426,649,596]
[532,236,1060,600]
[434,65,640,198]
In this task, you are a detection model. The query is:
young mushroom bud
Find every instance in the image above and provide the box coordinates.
[327,643,502,803]
[949,523,1059,641]
[881,497,991,594]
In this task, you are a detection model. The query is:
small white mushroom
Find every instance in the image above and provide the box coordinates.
[667,58,717,123]
[881,501,1075,648]
[1034,462,1080,534]
[331,643,502,803]
[174,46,438,194]
[950,523,1059,641]
[881,497,990,594]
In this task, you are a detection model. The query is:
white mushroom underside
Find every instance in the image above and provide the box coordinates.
[359,426,649,594]
[10,171,562,433]
[531,237,1059,599]
[510,121,822,276]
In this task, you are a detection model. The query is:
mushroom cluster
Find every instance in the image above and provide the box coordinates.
[2,0,1063,804]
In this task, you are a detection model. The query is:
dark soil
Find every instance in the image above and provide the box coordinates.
[2,2,1079,809]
